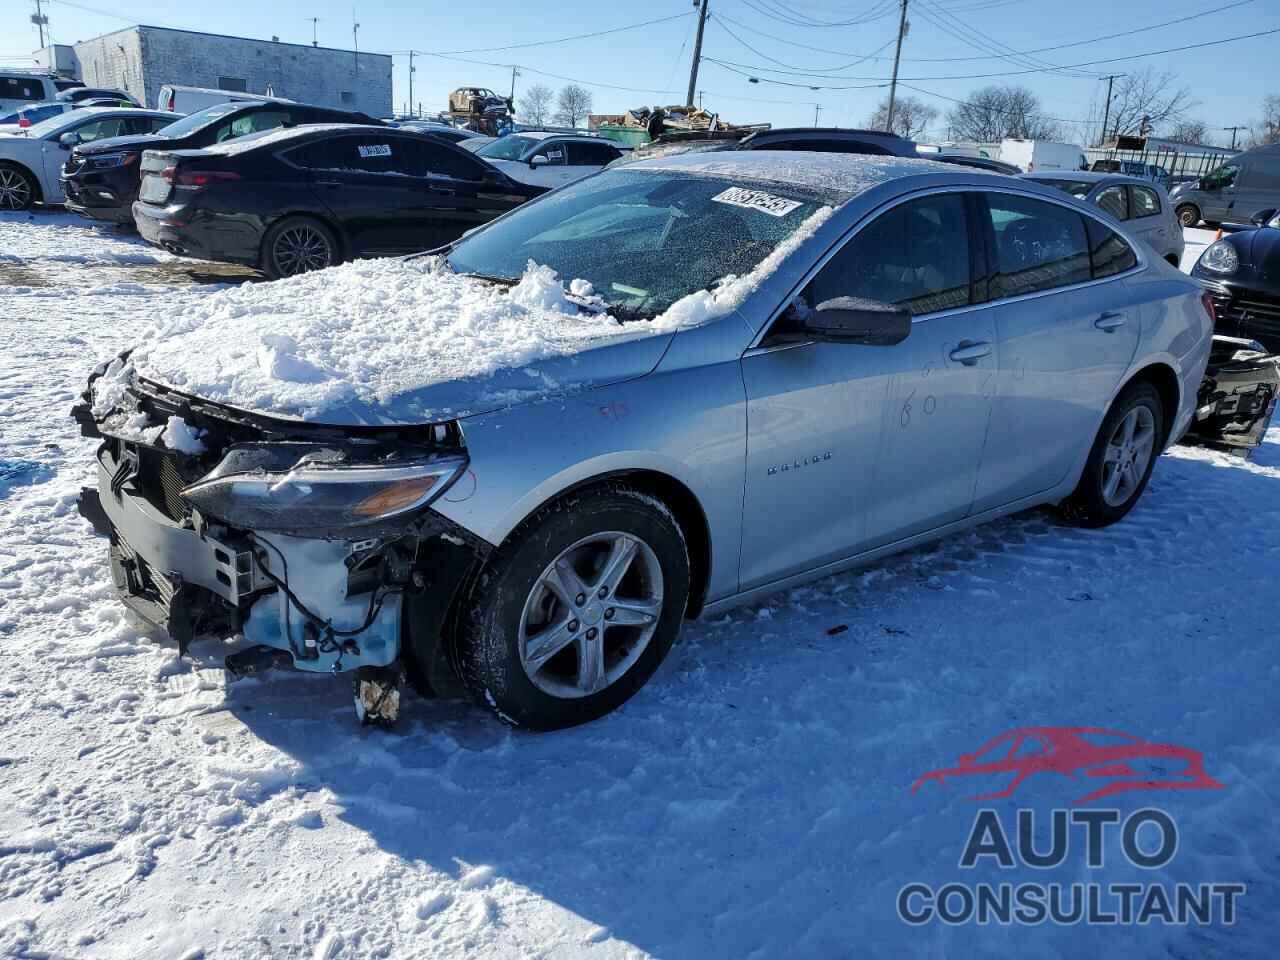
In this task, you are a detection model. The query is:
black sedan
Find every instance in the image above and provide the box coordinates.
[60,99,384,224]
[132,125,541,278]
[1185,207,1280,455]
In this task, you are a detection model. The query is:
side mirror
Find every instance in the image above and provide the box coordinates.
[58,131,80,149]
[797,298,911,346]
[529,154,549,168]
[1250,208,1276,226]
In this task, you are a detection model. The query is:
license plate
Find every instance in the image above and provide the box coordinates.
[139,175,169,204]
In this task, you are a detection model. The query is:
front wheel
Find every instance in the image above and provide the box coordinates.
[458,487,690,730]
[261,216,340,279]
[1059,382,1164,527]
[1175,203,1200,228]
[0,163,37,211]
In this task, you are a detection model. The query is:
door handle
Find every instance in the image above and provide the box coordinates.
[949,341,992,365]
[1095,312,1126,332]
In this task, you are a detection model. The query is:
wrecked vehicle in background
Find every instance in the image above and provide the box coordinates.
[75,153,1213,731]
[447,87,512,135]
[1181,208,1280,456]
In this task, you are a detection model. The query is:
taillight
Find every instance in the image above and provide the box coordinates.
[174,170,241,187]
[18,117,30,128]
[160,166,239,187]
[1201,290,1216,326]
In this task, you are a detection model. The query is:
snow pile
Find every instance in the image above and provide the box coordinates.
[116,206,833,422]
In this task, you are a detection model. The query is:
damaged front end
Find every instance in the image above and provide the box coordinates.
[1182,335,1280,457]
[72,357,489,720]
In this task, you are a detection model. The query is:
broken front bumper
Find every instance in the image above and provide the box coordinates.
[1182,335,1280,455]
[78,443,403,673]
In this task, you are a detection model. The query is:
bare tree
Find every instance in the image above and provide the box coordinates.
[1164,118,1210,146]
[1101,69,1194,141]
[946,85,1062,142]
[866,96,938,140]
[553,84,593,128]
[519,83,554,127]
[1248,94,1280,147]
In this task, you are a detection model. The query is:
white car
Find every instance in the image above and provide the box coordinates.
[471,132,626,190]
[0,107,174,211]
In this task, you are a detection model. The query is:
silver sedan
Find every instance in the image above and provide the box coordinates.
[78,152,1213,729]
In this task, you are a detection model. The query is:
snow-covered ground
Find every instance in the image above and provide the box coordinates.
[1,209,1278,959]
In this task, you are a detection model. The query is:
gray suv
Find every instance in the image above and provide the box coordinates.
[75,153,1212,730]
[1169,143,1280,227]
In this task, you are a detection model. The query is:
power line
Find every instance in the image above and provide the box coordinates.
[711,12,897,72]
[421,11,694,56]
[714,0,1255,63]
[913,0,1098,79]
[899,82,1094,126]
[740,0,899,29]
[703,25,1280,82]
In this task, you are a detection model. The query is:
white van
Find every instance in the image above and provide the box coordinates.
[999,138,1088,173]
[0,72,80,115]
[157,85,278,114]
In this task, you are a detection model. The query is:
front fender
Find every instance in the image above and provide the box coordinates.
[431,350,748,603]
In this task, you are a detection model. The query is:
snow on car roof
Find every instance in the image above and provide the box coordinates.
[629,150,960,204]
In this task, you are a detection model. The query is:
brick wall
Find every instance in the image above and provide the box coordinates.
[73,27,392,116]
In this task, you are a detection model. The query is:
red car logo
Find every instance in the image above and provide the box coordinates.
[911,727,1225,805]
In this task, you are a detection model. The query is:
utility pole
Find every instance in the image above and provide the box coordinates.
[1099,73,1124,146]
[1222,125,1245,150]
[32,0,49,48]
[509,65,520,104]
[885,0,909,134]
[309,17,319,47]
[408,50,415,118]
[814,103,822,126]
[353,15,360,69]
[686,0,709,108]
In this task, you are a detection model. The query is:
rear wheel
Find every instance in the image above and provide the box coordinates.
[458,487,690,730]
[1175,203,1200,228]
[0,163,37,211]
[262,216,339,279]
[1060,381,1164,527]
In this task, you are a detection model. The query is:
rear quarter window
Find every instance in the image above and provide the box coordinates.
[1085,219,1138,278]
[1,77,43,101]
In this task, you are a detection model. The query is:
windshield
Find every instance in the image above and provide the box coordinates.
[155,102,242,138]
[447,170,831,318]
[1035,178,1093,199]
[475,135,541,161]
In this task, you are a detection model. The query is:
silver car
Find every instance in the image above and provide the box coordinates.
[1021,171,1185,267]
[76,153,1213,730]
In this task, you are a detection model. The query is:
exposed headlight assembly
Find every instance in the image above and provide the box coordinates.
[180,446,468,535]
[90,152,137,169]
[1199,240,1240,275]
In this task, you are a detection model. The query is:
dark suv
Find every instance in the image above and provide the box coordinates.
[61,99,383,224]
[609,126,919,168]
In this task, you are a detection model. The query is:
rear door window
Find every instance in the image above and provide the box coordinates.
[985,193,1091,298]
[1085,219,1138,279]
[1,76,43,102]
[70,117,128,143]
[802,192,972,316]
[1095,185,1128,220]
[531,141,567,166]
[566,141,622,166]
[1130,185,1161,218]
[315,135,414,175]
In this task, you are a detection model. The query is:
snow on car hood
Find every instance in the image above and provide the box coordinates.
[109,205,832,427]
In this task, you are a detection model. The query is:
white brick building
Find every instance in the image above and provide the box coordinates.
[70,26,391,116]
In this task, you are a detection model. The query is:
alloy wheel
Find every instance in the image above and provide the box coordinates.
[1101,405,1156,507]
[518,531,664,699]
[273,225,332,276]
[0,168,33,210]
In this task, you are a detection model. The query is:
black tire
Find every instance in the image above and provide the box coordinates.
[261,215,340,280]
[1175,203,1200,228]
[458,486,690,730]
[1059,381,1164,528]
[0,162,38,212]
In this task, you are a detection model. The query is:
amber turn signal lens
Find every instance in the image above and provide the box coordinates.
[352,475,441,518]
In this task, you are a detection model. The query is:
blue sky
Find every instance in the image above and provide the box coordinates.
[2,0,1275,144]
